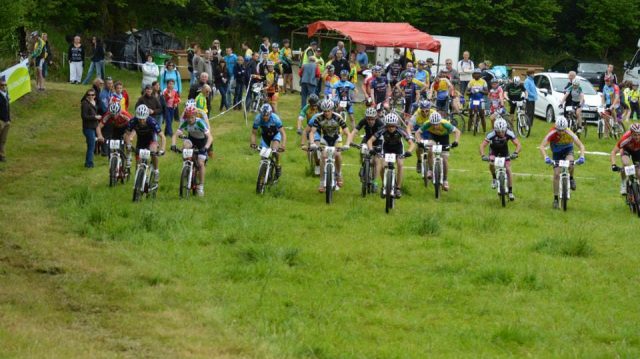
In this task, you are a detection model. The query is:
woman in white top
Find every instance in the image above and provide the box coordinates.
[141,54,159,92]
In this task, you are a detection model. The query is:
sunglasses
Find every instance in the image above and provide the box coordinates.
[87,94,96,96]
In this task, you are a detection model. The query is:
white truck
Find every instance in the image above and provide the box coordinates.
[623,38,640,84]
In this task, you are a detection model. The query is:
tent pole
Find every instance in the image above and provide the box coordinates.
[436,49,441,74]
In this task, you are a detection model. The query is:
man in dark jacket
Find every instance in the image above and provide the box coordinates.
[82,37,105,84]
[245,52,263,109]
[332,50,350,77]
[135,85,162,119]
[0,76,10,161]
[188,72,212,113]
[233,56,248,110]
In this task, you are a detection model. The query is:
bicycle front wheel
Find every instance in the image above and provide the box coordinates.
[498,172,506,207]
[434,161,442,199]
[632,182,640,217]
[132,168,144,202]
[598,120,604,139]
[180,165,191,198]
[109,156,118,187]
[325,164,334,204]
[385,170,394,213]
[361,160,370,197]
[561,177,569,211]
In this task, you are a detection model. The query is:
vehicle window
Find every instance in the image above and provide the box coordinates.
[534,75,542,86]
[551,77,597,95]
[577,63,607,73]
[538,76,551,91]
[631,49,640,68]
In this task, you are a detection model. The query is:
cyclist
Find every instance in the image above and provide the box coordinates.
[539,116,586,209]
[322,64,339,99]
[410,100,437,173]
[170,107,213,196]
[367,112,415,198]
[386,54,403,87]
[297,94,320,135]
[601,76,621,137]
[467,69,488,132]
[504,76,526,117]
[125,104,166,184]
[415,112,461,192]
[559,79,585,133]
[488,78,506,126]
[430,70,455,114]
[361,65,375,105]
[250,104,286,179]
[332,69,358,128]
[395,71,422,121]
[479,118,522,200]
[370,65,390,110]
[308,99,352,192]
[180,99,209,127]
[264,61,280,113]
[97,102,132,168]
[415,60,430,87]
[610,123,640,195]
[352,107,385,190]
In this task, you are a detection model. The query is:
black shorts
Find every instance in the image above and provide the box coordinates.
[189,137,207,150]
[435,99,448,111]
[136,136,156,151]
[623,150,640,163]
[112,127,127,141]
[383,143,404,155]
[429,133,450,149]
[282,63,292,74]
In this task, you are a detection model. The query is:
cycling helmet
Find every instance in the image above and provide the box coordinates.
[405,71,414,79]
[308,94,319,106]
[392,53,401,61]
[326,64,335,72]
[266,60,274,67]
[429,111,442,125]
[372,65,382,73]
[31,31,39,38]
[260,104,272,117]
[109,102,121,114]
[340,69,349,76]
[555,116,568,131]
[271,43,279,48]
[384,112,400,126]
[473,69,482,74]
[365,107,377,118]
[427,58,434,63]
[572,79,580,86]
[320,99,334,111]
[419,100,431,109]
[630,123,640,134]
[513,76,521,85]
[136,104,150,120]
[186,99,196,107]
[490,78,499,84]
[494,118,508,132]
[184,107,197,117]
[440,68,450,74]
[417,59,426,66]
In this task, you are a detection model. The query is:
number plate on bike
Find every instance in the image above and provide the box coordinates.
[139,149,151,160]
[183,148,194,159]
[565,106,574,112]
[432,145,443,154]
[109,140,121,150]
[384,153,396,163]
[558,160,570,168]
[624,165,636,176]
[339,101,348,109]
[515,101,524,106]
[494,157,506,168]
[360,146,369,154]
[472,100,481,106]
[259,147,272,158]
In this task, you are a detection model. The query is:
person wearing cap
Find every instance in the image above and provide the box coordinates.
[457,51,474,97]
[30,31,47,91]
[0,76,10,162]
[82,36,105,85]
[68,35,85,84]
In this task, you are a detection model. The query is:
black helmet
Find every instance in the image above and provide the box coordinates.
[308,94,319,106]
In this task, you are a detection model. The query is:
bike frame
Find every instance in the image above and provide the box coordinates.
[494,156,508,194]
[323,146,337,191]
[382,153,397,197]
[431,144,445,186]
[182,148,196,191]
[109,139,124,180]
[556,160,572,200]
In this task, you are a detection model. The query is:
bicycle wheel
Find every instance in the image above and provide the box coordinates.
[368,159,376,194]
[191,167,200,196]
[132,168,144,202]
[361,160,370,197]
[472,113,479,136]
[109,156,118,187]
[632,182,640,217]
[561,177,569,211]
[180,165,190,198]
[148,169,157,199]
[582,122,588,139]
[498,171,506,207]
[422,158,429,188]
[597,120,604,139]
[256,162,268,194]
[307,149,315,176]
[434,161,441,199]
[521,113,531,138]
[385,170,394,213]
[450,114,465,133]
[325,163,334,204]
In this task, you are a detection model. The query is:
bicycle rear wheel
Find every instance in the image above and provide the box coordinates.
[472,113,479,136]
[307,150,316,176]
[597,120,604,139]
[256,162,268,194]
[561,177,569,211]
[385,170,394,213]
[325,164,334,204]
[498,172,506,207]
[434,161,441,199]
[132,168,144,202]
[180,165,191,198]
[109,156,118,187]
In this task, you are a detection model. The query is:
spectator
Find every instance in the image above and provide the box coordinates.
[299,56,320,108]
[216,59,230,111]
[302,41,318,65]
[136,84,162,118]
[393,47,407,68]
[330,41,346,59]
[246,52,262,107]
[81,88,101,168]
[187,43,196,85]
[99,77,114,114]
[224,47,238,100]
[163,79,180,135]
[333,50,350,79]
[82,37,105,84]
[314,47,325,96]
[280,39,293,94]
[68,35,85,84]
[233,56,247,110]
[195,84,211,114]
[259,37,270,56]
[91,78,104,106]
[211,39,221,54]
[152,81,165,129]
[242,41,253,61]
[203,50,214,87]
[111,80,129,112]
[524,69,538,128]
[356,44,368,70]
[42,33,51,80]
[425,58,436,80]
[189,72,212,114]
[457,51,474,96]
[192,45,205,87]
[160,61,182,94]
[30,31,47,91]
[348,52,359,84]
[445,58,459,87]
[0,77,10,162]
[141,54,159,91]
[599,64,618,90]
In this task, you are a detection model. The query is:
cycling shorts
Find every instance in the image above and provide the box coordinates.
[260,132,282,148]
[435,99,448,111]
[552,147,573,161]
[189,137,209,161]
[623,150,640,163]
[136,136,157,152]
[383,143,404,155]
[320,135,342,147]
[425,133,450,149]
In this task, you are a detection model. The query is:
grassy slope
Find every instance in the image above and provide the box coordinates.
[1,69,639,358]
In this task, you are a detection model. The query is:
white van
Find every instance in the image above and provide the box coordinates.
[623,38,640,84]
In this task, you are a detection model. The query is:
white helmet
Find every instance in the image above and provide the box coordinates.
[513,76,521,85]
[186,99,197,107]
[136,104,150,120]
[555,116,568,130]
[384,112,400,126]
[494,118,508,132]
[320,99,334,111]
[365,107,377,118]
[429,111,442,125]
[109,102,121,114]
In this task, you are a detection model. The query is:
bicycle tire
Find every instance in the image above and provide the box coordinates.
[472,112,479,136]
[307,149,316,176]
[498,171,506,207]
[422,158,429,188]
[109,156,118,187]
[632,182,640,217]
[180,165,190,198]
[148,169,157,199]
[325,164,334,204]
[256,162,268,194]
[361,160,370,197]
[598,120,604,139]
[368,159,376,194]
[191,166,199,196]
[582,122,588,139]
[132,167,144,202]
[434,161,441,199]
[385,170,394,213]
[561,177,569,211]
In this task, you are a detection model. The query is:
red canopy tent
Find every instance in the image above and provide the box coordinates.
[306,21,441,52]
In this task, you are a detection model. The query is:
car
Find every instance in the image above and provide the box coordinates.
[549,58,608,90]
[533,72,602,124]
[623,38,640,84]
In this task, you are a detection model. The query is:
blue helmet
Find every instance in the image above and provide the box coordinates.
[260,104,272,117]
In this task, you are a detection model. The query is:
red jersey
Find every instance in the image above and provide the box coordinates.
[101,111,132,128]
[618,131,640,152]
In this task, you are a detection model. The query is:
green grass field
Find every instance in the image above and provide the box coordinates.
[1,70,639,358]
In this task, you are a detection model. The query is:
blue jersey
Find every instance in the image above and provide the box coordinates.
[127,116,161,140]
[253,113,283,143]
[333,80,355,102]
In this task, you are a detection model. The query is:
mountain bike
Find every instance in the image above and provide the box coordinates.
[380,152,405,213]
[132,149,161,202]
[598,108,625,139]
[255,146,281,194]
[429,143,451,199]
[249,82,265,113]
[514,100,530,138]
[483,155,516,207]
[108,139,129,187]
[351,143,377,197]
[178,147,200,199]
[337,100,350,125]
[563,105,587,139]
[443,97,465,133]
[469,98,484,136]
[318,144,348,204]
[305,145,321,177]
[549,160,581,211]
[615,164,640,217]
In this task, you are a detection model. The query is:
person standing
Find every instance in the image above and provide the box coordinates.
[302,41,318,65]
[82,37,105,84]
[298,56,320,109]
[187,43,196,86]
[141,54,159,91]
[68,35,85,84]
[30,31,47,91]
[242,41,253,61]
[280,39,293,94]
[41,33,51,80]
[81,88,101,168]
[246,52,262,108]
[524,69,538,128]
[159,61,182,94]
[356,44,368,70]
[314,47,325,96]
[457,51,474,96]
[224,47,238,101]
[599,64,618,91]
[162,79,180,135]
[215,59,230,112]
[0,77,10,162]
[191,45,205,87]
[233,56,247,109]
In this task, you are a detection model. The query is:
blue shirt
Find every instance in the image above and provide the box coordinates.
[415,69,428,83]
[524,76,538,101]
[356,51,368,67]
[253,113,283,139]
[224,53,238,78]
[332,80,356,101]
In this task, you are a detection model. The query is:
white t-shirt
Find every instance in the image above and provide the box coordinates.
[458,59,475,81]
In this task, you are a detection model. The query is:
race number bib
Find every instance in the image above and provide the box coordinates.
[558,160,570,168]
[139,149,151,160]
[259,147,272,158]
[384,153,396,163]
[182,148,194,159]
[494,157,506,168]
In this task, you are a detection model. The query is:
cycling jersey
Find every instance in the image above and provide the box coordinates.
[505,83,525,101]
[629,89,640,103]
[468,78,487,97]
[618,131,640,153]
[195,93,208,114]
[299,104,319,121]
[386,62,402,85]
[410,109,437,132]
[370,76,389,104]
[333,80,355,102]
[363,75,375,94]
[565,86,583,103]
[543,127,579,154]
[128,116,161,149]
[101,111,132,128]
[253,113,283,146]
[433,78,452,100]
[420,120,456,137]
[602,84,619,106]
[323,74,339,96]
[398,79,419,103]
[488,87,504,112]
[415,69,428,84]
[374,127,412,154]
[484,130,516,157]
[265,71,278,94]
[355,118,384,144]
[178,119,209,140]
[311,112,347,146]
